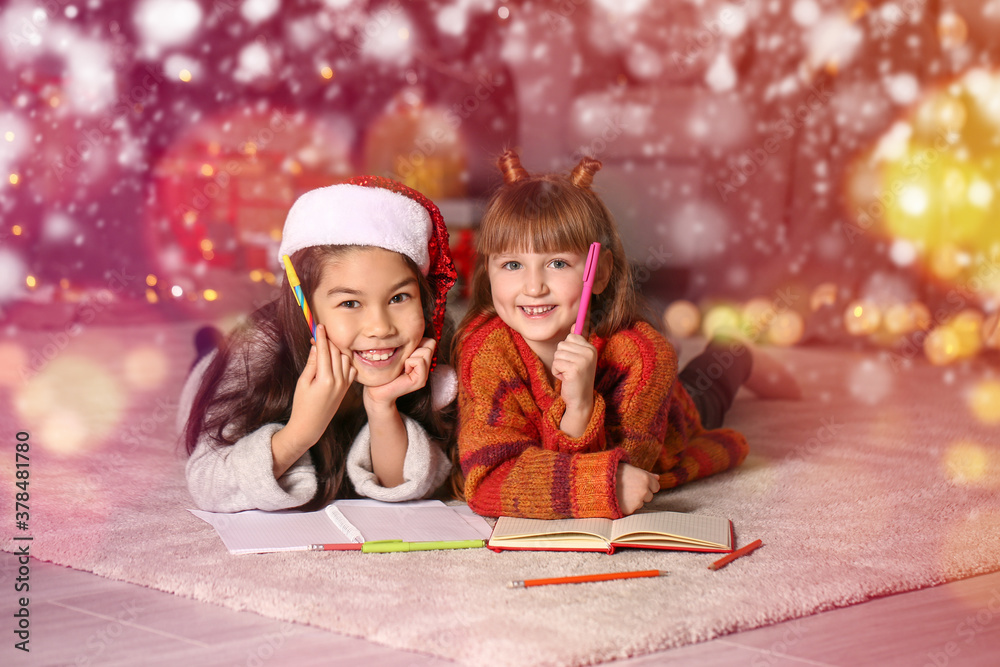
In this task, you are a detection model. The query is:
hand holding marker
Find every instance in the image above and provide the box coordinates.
[282,255,316,339]
[573,242,601,336]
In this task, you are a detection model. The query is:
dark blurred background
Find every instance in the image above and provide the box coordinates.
[2,0,1000,362]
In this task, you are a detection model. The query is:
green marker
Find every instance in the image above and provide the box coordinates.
[362,539,485,553]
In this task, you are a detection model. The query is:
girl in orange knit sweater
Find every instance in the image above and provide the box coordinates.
[454,151,798,520]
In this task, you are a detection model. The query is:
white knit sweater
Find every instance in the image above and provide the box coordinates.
[177,335,451,512]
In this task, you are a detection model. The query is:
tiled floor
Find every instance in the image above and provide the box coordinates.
[8,558,1000,666]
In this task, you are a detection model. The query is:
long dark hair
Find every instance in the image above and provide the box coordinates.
[184,245,455,511]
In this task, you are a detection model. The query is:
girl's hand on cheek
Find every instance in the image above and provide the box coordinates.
[285,324,357,447]
[552,333,597,417]
[363,338,436,411]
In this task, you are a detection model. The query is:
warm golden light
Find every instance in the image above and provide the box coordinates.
[200,163,214,177]
[14,356,125,455]
[943,441,991,486]
[909,302,932,332]
[183,210,198,225]
[701,304,742,340]
[0,342,27,388]
[146,274,157,287]
[249,269,263,282]
[262,271,276,285]
[968,380,1000,424]
[12,225,22,236]
[924,326,961,365]
[741,298,773,339]
[321,66,334,79]
[269,228,282,241]
[244,142,257,156]
[123,346,169,391]
[9,173,19,185]
[768,311,804,347]
[663,300,701,338]
[883,303,915,335]
[844,300,881,335]
[810,283,838,311]
[200,239,214,252]
[203,289,219,302]
[25,275,36,288]
[179,69,192,82]
[983,312,1000,349]
[4,131,13,142]
[951,310,983,359]
[145,288,158,304]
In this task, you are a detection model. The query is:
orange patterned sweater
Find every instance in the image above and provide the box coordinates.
[457,314,749,519]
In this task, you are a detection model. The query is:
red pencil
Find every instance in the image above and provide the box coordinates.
[508,569,667,588]
[709,539,763,570]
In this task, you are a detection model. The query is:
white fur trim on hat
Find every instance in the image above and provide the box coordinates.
[278,183,432,273]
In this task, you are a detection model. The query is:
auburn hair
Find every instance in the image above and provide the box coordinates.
[454,149,652,358]
[184,245,456,510]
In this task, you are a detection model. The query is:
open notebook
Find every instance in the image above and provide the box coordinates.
[190,499,493,554]
[487,511,734,554]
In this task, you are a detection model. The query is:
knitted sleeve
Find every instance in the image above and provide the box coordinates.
[601,323,681,472]
[456,320,626,520]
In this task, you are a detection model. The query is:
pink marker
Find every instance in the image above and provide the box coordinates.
[573,242,601,336]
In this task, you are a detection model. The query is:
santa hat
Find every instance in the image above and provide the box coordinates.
[278,176,457,345]
[278,177,458,407]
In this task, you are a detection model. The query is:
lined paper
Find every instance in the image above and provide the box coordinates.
[190,500,494,554]
[336,505,488,542]
[489,516,614,542]
[612,511,731,548]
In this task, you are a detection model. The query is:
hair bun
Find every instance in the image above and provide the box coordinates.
[570,156,602,190]
[498,149,529,184]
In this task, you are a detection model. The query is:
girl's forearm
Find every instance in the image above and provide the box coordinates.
[271,425,314,479]
[365,399,407,487]
[559,400,594,438]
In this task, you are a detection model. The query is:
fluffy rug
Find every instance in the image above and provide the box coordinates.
[3,321,999,666]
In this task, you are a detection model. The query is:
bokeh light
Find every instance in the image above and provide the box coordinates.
[0,342,27,388]
[943,441,995,487]
[14,356,125,455]
[924,326,961,365]
[702,304,742,339]
[663,300,701,338]
[123,346,169,390]
[844,299,881,335]
[967,380,1000,424]
[768,311,804,347]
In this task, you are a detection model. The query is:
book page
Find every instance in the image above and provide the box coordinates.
[488,516,613,543]
[189,509,352,554]
[611,511,731,549]
[335,504,489,542]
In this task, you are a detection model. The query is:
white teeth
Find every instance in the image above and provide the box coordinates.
[521,306,554,315]
[359,350,393,361]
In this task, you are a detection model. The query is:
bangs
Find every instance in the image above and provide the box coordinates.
[477,180,600,256]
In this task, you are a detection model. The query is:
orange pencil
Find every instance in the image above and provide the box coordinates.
[708,539,763,570]
[507,569,667,589]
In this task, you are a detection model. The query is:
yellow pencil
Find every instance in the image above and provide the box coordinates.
[282,255,315,337]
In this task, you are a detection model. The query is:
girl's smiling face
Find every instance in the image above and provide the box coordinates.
[311,247,426,387]
[487,248,589,366]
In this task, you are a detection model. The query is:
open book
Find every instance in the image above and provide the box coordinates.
[487,511,733,554]
[190,499,493,555]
